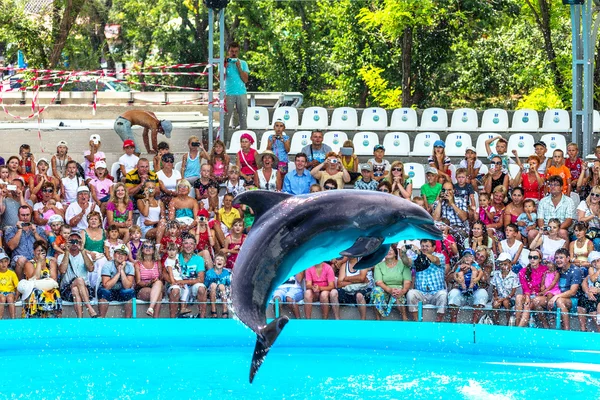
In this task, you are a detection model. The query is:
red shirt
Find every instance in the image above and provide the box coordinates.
[565,157,584,181]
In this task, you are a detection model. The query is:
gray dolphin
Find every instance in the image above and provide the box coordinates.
[231,189,442,383]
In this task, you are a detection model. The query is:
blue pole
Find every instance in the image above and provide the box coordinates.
[132,298,137,319]
[418,301,423,322]
[274,298,280,318]
[555,308,561,330]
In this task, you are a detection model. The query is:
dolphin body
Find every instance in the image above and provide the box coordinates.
[231,189,442,383]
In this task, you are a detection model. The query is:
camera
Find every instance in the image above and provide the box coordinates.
[227,58,237,63]
[405,244,411,250]
[191,142,201,147]
[329,159,339,164]
[22,222,30,227]
[523,163,530,170]
[589,162,596,168]
[198,216,207,223]
[340,147,353,156]
[6,185,16,191]
[148,188,154,194]
[69,239,79,245]
[543,226,551,232]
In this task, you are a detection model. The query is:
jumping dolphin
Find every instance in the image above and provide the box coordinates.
[231,190,442,383]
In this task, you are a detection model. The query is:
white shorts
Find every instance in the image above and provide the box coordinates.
[272,286,303,303]
[167,282,205,302]
[448,288,489,307]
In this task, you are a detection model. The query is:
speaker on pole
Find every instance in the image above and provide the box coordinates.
[204,0,229,12]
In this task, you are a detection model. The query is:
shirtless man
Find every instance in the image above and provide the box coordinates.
[114,110,173,155]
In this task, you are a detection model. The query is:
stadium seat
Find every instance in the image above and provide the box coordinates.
[475,133,502,157]
[448,108,478,132]
[323,131,349,152]
[246,107,270,130]
[289,131,312,155]
[299,107,328,130]
[508,164,521,179]
[540,109,570,133]
[389,108,418,131]
[448,164,457,184]
[271,107,299,129]
[382,132,410,156]
[509,109,540,132]
[594,110,600,133]
[359,107,388,130]
[175,161,183,175]
[479,109,509,132]
[404,163,426,188]
[329,107,358,130]
[540,134,567,158]
[507,133,535,157]
[258,130,275,152]
[110,162,120,183]
[478,164,488,175]
[418,108,448,131]
[410,132,440,156]
[352,132,380,156]
[444,133,473,157]
[226,130,257,154]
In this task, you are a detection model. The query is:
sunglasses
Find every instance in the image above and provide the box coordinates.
[378,188,390,193]
[491,161,502,166]
[162,158,174,163]
[591,193,600,198]
[142,244,154,249]
[42,188,54,193]
[324,185,336,190]
[528,255,540,260]
[392,167,403,172]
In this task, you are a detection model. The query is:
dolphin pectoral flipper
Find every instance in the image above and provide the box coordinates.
[353,244,391,270]
[249,316,289,383]
[340,236,384,258]
[233,190,292,223]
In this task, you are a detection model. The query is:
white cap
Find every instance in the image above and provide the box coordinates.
[589,251,600,263]
[37,158,49,165]
[90,134,101,142]
[48,215,64,224]
[57,140,68,147]
[497,252,512,262]
[95,160,107,169]
[77,186,90,193]
[465,146,477,153]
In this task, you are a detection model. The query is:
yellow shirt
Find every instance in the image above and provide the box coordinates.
[0,270,19,293]
[218,207,242,229]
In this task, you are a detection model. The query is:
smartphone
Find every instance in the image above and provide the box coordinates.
[340,147,353,156]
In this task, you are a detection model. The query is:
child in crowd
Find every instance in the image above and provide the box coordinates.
[0,252,18,319]
[208,139,231,184]
[242,204,255,234]
[458,146,482,190]
[454,249,481,295]
[202,182,223,219]
[153,142,170,173]
[47,215,64,257]
[477,192,496,225]
[420,167,441,210]
[224,218,245,271]
[570,222,593,268]
[89,161,113,213]
[127,225,143,263]
[566,142,584,193]
[18,143,35,183]
[435,218,459,268]
[310,184,322,193]
[539,261,561,300]
[354,163,378,191]
[225,165,246,197]
[83,134,106,182]
[52,224,71,256]
[60,160,84,206]
[267,119,291,182]
[194,164,217,201]
[546,149,571,195]
[412,196,427,210]
[205,252,232,318]
[516,199,537,244]
[119,139,140,179]
[51,140,71,180]
[236,133,258,186]
[160,220,182,255]
[164,242,191,316]
[368,144,390,182]
[453,168,476,212]
[217,193,242,235]
[499,224,524,272]
[104,225,124,261]
[484,136,512,172]
[533,141,551,175]
[428,140,451,183]
[181,136,203,187]
[490,253,520,325]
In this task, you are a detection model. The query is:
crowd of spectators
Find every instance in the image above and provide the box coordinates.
[1,124,600,331]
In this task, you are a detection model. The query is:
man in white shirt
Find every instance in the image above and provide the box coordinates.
[65,186,101,232]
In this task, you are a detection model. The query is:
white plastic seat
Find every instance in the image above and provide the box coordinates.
[352,132,380,156]
[478,164,488,175]
[174,161,183,174]
[479,109,509,132]
[299,107,328,130]
[475,133,502,157]
[389,108,418,131]
[110,162,120,183]
[540,109,570,132]
[382,132,410,156]
[329,107,358,130]
[444,133,473,157]
[508,164,521,179]
[226,130,257,154]
[448,164,457,184]
[539,134,567,157]
[594,110,600,133]
[509,109,540,132]
[449,108,478,132]
[258,130,275,153]
[404,163,426,189]
[289,131,312,155]
[507,133,535,157]
[410,132,440,156]
[359,107,388,130]
[418,108,448,131]
[271,107,299,129]
[246,107,270,130]
[323,131,349,152]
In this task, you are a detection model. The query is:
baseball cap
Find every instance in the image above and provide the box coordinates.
[359,163,372,172]
[0,252,9,261]
[373,144,385,152]
[273,118,286,127]
[465,146,477,153]
[37,158,49,165]
[497,252,512,263]
[48,215,64,225]
[462,249,476,257]
[90,134,101,142]
[77,186,90,193]
[588,251,600,263]
[198,209,209,218]
[534,141,547,148]
[425,167,438,175]
[57,140,68,147]
[123,139,135,149]
[433,140,445,148]
[161,120,173,139]
[69,231,83,239]
[114,244,129,255]
[95,160,107,169]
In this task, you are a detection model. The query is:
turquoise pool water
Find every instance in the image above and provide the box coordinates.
[3,320,600,399]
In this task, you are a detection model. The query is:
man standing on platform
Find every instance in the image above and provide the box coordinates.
[114,110,172,155]
[223,42,250,143]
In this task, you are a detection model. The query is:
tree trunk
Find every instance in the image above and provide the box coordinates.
[48,0,87,67]
[401,26,413,107]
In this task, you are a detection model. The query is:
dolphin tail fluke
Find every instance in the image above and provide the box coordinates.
[249,316,289,383]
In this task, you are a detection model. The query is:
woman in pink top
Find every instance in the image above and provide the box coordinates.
[303,262,335,319]
[515,249,548,327]
[235,133,258,186]
[134,241,164,318]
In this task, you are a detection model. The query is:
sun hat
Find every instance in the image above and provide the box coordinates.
[255,150,279,168]
[433,140,445,148]
[160,120,173,139]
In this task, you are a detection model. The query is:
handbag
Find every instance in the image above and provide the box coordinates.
[587,227,600,240]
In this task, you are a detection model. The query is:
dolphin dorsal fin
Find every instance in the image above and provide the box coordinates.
[233,190,292,221]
